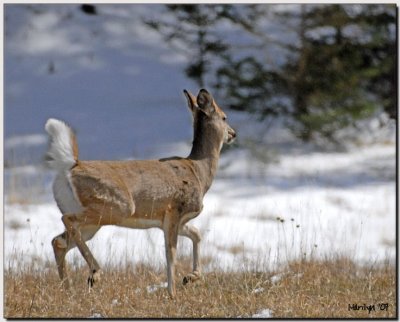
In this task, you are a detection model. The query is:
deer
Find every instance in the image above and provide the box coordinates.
[45,89,236,298]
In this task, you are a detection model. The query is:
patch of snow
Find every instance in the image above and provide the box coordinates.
[5,134,47,149]
[146,282,168,294]
[270,273,284,285]
[10,11,89,56]
[252,287,265,294]
[294,273,303,279]
[252,308,273,318]
[5,165,40,175]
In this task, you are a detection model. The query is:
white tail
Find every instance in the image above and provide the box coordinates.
[47,89,236,298]
[45,118,78,171]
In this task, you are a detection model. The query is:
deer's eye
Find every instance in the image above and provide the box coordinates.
[222,116,227,121]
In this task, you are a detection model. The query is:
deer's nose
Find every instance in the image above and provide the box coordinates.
[227,128,236,143]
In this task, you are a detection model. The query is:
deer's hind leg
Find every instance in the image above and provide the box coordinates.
[52,231,70,286]
[179,224,202,285]
[61,212,103,288]
[52,226,100,288]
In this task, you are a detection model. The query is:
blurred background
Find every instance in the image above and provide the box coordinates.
[4,4,397,271]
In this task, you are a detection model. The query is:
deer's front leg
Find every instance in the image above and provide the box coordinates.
[163,215,179,298]
[61,213,101,288]
[179,224,202,285]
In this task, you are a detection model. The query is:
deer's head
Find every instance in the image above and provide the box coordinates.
[184,89,236,150]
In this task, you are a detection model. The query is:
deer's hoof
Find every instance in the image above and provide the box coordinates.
[183,271,201,285]
[87,270,102,288]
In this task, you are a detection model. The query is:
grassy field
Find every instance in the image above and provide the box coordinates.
[4,256,396,318]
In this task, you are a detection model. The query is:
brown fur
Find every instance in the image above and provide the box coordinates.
[70,132,79,162]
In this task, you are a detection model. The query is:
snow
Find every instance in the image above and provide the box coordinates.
[270,273,284,285]
[146,282,168,294]
[252,287,265,294]
[4,143,396,272]
[5,134,47,149]
[252,308,273,318]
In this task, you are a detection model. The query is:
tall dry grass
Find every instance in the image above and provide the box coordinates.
[4,256,396,318]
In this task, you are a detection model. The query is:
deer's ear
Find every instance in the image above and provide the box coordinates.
[196,89,215,116]
[183,89,197,113]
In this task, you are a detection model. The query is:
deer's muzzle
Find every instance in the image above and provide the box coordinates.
[227,127,236,144]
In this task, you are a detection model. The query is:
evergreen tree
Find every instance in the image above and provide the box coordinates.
[354,4,397,119]
[215,4,396,143]
[284,4,396,141]
[216,57,285,118]
[214,5,289,125]
[147,4,396,144]
[144,4,231,87]
[281,5,377,141]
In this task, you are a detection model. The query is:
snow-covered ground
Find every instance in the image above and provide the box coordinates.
[4,4,396,273]
[4,140,396,272]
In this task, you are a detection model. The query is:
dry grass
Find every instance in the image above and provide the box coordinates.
[4,257,396,318]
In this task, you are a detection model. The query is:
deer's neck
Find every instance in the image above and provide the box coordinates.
[188,115,223,194]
